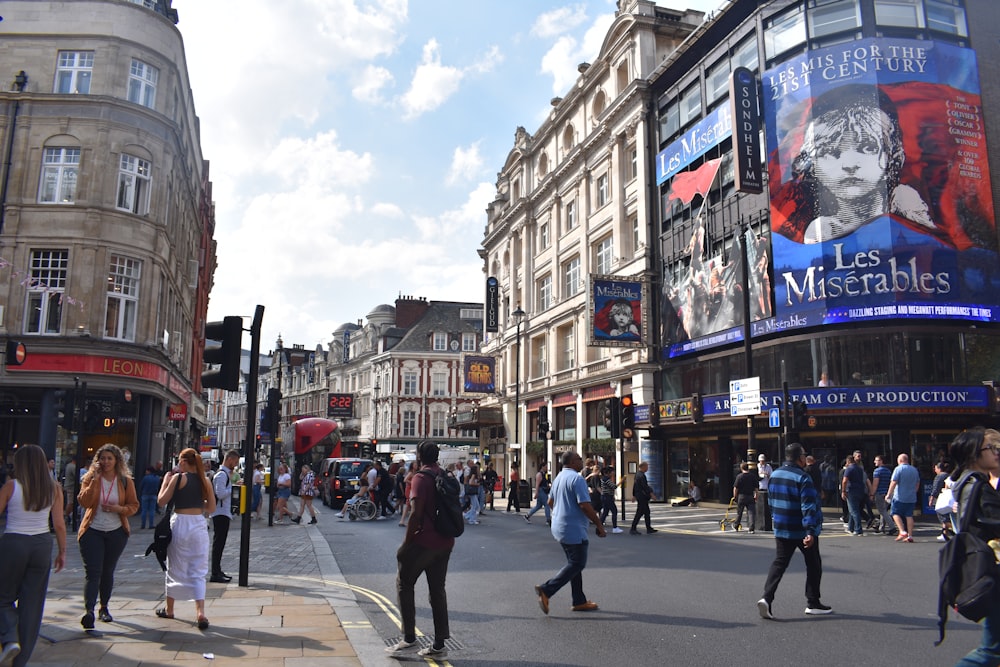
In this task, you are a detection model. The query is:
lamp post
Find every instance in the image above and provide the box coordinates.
[512,306,526,486]
[372,381,380,446]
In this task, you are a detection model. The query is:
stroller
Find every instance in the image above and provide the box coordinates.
[719,498,739,532]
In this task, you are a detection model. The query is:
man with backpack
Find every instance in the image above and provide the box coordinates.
[386,441,453,660]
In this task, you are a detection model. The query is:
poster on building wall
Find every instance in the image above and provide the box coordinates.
[589,275,647,347]
[463,355,496,393]
[660,225,773,358]
[764,37,1000,327]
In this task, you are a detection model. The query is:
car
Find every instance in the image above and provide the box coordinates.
[319,458,371,509]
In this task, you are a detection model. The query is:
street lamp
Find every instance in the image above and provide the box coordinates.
[372,381,380,445]
[512,306,526,481]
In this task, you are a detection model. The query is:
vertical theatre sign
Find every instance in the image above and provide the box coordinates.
[485,276,499,332]
[730,66,763,194]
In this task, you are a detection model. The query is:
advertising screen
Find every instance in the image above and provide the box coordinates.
[764,38,1000,327]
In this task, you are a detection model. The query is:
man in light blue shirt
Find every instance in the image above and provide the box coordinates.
[534,451,606,615]
[885,453,921,542]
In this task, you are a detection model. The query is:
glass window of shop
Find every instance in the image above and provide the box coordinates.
[807,0,861,39]
[764,4,807,63]
[556,405,576,441]
[705,58,730,105]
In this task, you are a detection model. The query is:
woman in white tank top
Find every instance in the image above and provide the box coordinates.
[0,444,66,667]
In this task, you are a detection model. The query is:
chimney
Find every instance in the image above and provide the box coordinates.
[395,294,430,329]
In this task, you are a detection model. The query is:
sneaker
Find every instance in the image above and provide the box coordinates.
[629,529,641,535]
[937,534,949,542]
[418,646,447,659]
[309,517,317,525]
[805,602,833,615]
[375,516,386,521]
[0,642,21,667]
[646,528,658,534]
[612,527,623,534]
[291,516,302,524]
[335,513,344,518]
[906,536,914,543]
[749,529,755,534]
[757,598,774,620]
[535,585,549,615]
[385,639,418,655]
[81,611,95,629]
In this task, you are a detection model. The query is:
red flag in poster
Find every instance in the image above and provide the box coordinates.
[667,158,723,205]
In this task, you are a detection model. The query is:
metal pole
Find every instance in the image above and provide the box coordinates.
[238,306,264,587]
[514,318,521,480]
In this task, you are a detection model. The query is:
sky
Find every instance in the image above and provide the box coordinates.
[172,0,720,353]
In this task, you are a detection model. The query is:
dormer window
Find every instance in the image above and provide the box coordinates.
[433,332,447,351]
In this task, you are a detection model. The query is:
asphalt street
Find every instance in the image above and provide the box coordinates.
[319,502,986,667]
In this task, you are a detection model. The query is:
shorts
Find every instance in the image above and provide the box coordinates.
[277,488,291,499]
[890,500,915,518]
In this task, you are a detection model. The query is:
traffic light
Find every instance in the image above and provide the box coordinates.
[604,397,621,438]
[53,389,75,429]
[649,402,660,427]
[202,316,243,391]
[692,393,703,423]
[265,388,282,434]
[537,406,550,441]
[5,340,26,366]
[620,396,635,439]
[793,400,808,429]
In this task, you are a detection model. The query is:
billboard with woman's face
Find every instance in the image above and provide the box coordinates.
[764,38,1000,327]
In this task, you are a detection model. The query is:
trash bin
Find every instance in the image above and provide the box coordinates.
[517,480,532,507]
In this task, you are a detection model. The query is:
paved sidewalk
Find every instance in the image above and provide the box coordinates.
[28,513,397,667]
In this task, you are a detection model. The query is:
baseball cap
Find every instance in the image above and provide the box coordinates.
[758,454,767,461]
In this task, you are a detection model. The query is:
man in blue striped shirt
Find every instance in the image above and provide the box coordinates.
[757,443,832,619]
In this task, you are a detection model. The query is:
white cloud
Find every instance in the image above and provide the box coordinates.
[445,142,484,186]
[399,40,503,120]
[353,65,395,104]
[538,11,615,95]
[371,202,405,218]
[531,4,589,38]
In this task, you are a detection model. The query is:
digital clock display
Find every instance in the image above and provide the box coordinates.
[327,393,354,418]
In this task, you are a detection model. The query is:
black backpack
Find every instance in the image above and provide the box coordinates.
[936,474,1000,646]
[417,469,465,538]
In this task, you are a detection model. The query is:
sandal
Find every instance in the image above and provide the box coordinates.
[155,608,174,619]
[197,617,210,630]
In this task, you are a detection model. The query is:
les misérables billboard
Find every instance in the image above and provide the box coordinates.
[765,37,999,327]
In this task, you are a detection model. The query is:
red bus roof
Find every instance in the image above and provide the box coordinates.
[292,417,340,455]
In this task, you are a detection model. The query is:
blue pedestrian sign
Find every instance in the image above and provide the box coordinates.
[769,407,781,428]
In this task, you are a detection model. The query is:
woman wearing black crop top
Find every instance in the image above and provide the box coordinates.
[155,448,216,630]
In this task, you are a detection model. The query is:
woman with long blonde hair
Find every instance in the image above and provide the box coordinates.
[0,445,67,667]
[77,443,138,629]
[155,448,215,629]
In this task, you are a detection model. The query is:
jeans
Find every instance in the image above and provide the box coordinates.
[526,490,550,522]
[762,536,823,605]
[0,533,52,667]
[211,515,230,576]
[251,484,262,513]
[846,494,865,534]
[464,493,481,523]
[539,541,589,606]
[631,498,652,531]
[599,498,617,528]
[140,495,157,528]
[79,527,129,612]
[874,495,893,532]
[736,496,756,530]
[396,543,451,644]
[956,602,1000,666]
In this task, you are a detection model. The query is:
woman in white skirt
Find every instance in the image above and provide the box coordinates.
[155,448,216,629]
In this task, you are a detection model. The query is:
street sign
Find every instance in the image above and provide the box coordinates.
[769,407,781,428]
[729,376,762,417]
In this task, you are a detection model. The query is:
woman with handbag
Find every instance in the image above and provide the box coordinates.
[948,427,1000,666]
[930,460,956,543]
[77,443,139,629]
[0,445,67,667]
[290,464,318,525]
[155,448,215,630]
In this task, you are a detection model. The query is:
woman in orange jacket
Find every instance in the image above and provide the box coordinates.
[76,443,138,629]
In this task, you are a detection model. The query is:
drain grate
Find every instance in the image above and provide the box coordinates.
[385,635,466,651]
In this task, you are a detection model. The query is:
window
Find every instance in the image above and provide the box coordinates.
[38,147,80,204]
[402,410,417,437]
[431,411,447,438]
[538,274,552,311]
[562,124,575,151]
[462,332,477,351]
[116,154,151,214]
[539,152,549,178]
[566,200,577,231]
[596,173,609,208]
[595,237,614,275]
[628,146,638,181]
[706,58,730,103]
[732,36,759,72]
[539,222,549,249]
[431,372,447,396]
[764,6,806,60]
[926,0,967,36]
[127,59,158,109]
[563,257,581,297]
[460,307,483,319]
[433,332,447,351]
[55,51,93,94]
[874,0,924,27]
[558,323,575,370]
[105,255,141,341]
[25,250,68,334]
[659,102,680,143]
[532,337,547,378]
[403,372,419,395]
[631,214,640,251]
[808,0,861,38]
[679,85,701,127]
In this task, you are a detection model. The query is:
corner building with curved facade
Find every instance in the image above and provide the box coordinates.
[648,0,1000,504]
